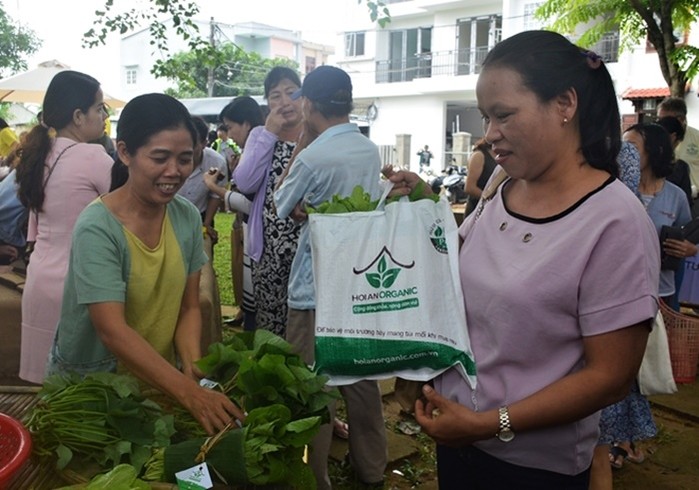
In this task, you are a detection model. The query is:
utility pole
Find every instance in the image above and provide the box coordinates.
[207,17,215,97]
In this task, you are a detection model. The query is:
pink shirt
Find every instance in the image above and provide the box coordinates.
[435,177,659,475]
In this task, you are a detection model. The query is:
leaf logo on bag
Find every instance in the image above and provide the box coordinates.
[429,224,448,254]
[354,246,414,290]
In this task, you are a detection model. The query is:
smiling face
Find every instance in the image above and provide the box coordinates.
[477,66,573,181]
[117,126,195,207]
[267,78,303,128]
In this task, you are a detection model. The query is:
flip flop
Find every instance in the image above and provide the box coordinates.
[609,445,628,469]
[333,418,349,440]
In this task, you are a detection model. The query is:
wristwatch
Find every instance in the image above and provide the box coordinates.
[496,406,515,442]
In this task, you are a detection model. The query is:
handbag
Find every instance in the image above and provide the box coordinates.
[638,310,678,396]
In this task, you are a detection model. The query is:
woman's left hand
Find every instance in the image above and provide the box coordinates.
[663,238,699,258]
[414,385,492,447]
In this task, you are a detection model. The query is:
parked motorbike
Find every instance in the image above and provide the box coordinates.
[442,165,468,203]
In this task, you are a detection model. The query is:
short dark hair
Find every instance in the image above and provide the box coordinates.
[658,97,687,117]
[481,30,620,176]
[625,123,674,178]
[219,96,264,129]
[117,93,197,159]
[657,116,686,142]
[264,66,301,99]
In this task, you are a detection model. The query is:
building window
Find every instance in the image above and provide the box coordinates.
[456,15,501,76]
[126,67,137,85]
[345,32,366,57]
[523,3,544,31]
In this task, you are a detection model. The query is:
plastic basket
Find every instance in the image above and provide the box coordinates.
[0,412,32,486]
[660,300,699,384]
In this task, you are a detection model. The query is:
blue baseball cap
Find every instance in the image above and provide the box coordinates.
[291,65,353,104]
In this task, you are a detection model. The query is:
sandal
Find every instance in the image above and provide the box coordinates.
[333,418,349,440]
[609,445,628,469]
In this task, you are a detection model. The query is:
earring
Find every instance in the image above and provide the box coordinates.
[563,117,569,125]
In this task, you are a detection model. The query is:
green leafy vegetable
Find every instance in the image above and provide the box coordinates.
[307,183,438,215]
[26,372,175,472]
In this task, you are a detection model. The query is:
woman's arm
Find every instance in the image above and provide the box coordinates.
[464,151,485,198]
[88,295,243,435]
[415,321,650,446]
[231,127,277,194]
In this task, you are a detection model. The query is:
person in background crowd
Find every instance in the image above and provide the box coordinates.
[624,123,697,311]
[657,97,699,216]
[231,66,302,337]
[275,65,388,489]
[204,96,265,331]
[213,122,239,170]
[16,70,113,384]
[0,143,28,265]
[385,30,660,489]
[657,115,693,208]
[0,117,19,161]
[45,93,244,434]
[417,144,433,171]
[464,137,497,216]
[177,116,227,247]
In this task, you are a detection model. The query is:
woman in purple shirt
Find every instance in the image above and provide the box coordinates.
[385,30,660,489]
[231,67,302,337]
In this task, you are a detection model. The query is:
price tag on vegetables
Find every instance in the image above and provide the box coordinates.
[175,463,213,489]
[199,378,221,390]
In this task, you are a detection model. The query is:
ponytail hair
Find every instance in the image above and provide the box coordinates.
[16,70,102,211]
[481,30,620,175]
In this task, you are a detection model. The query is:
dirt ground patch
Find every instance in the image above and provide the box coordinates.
[329,394,699,489]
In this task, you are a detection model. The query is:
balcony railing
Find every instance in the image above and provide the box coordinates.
[375,46,489,84]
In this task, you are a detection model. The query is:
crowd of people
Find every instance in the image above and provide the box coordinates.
[1,28,696,489]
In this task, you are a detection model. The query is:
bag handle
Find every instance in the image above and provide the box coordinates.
[473,169,509,221]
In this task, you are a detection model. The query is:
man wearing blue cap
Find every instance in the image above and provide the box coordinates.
[275,65,388,489]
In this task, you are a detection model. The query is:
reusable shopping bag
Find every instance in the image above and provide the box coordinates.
[638,310,678,396]
[309,196,476,387]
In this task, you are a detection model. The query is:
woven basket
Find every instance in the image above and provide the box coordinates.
[660,301,699,383]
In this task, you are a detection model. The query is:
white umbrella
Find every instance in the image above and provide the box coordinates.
[0,60,126,108]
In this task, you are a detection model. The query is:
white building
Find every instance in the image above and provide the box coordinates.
[331,0,699,171]
[120,18,333,100]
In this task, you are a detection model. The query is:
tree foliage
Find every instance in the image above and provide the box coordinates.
[158,43,298,99]
[0,5,41,78]
[537,0,699,97]
[84,0,391,80]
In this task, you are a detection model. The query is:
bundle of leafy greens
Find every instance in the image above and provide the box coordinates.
[26,372,175,472]
[154,330,337,488]
[159,404,318,488]
[306,181,439,215]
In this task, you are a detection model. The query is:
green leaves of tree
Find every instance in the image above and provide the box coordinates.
[0,6,41,79]
[537,0,699,97]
